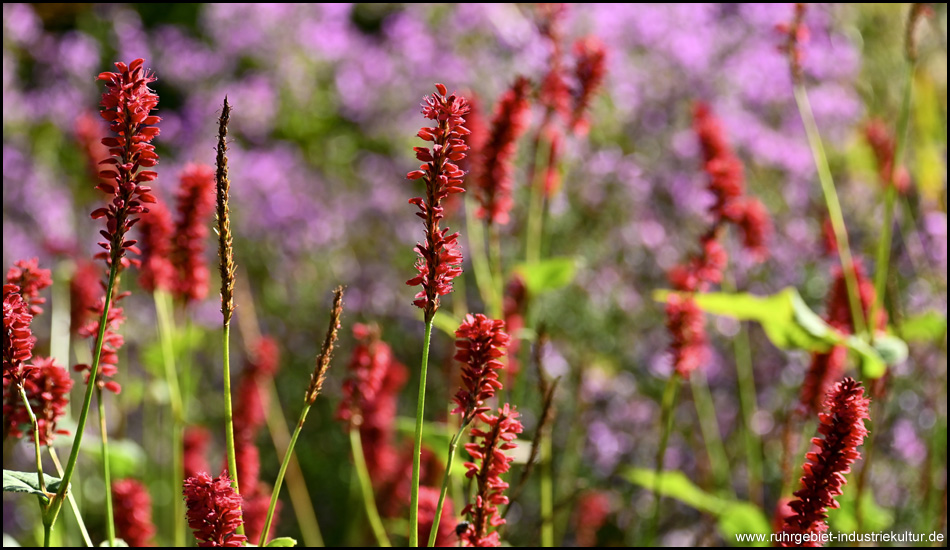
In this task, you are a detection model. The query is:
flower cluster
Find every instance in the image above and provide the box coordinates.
[776,3,809,83]
[172,164,216,303]
[572,490,611,547]
[418,485,456,547]
[6,258,52,315]
[569,37,608,135]
[74,291,129,394]
[2,284,34,382]
[461,404,523,547]
[69,260,101,334]
[92,58,160,270]
[452,314,510,422]
[137,199,176,293]
[234,337,281,439]
[406,84,470,319]
[864,119,910,194]
[16,357,72,446]
[502,276,527,380]
[183,471,248,547]
[112,479,157,547]
[184,427,211,479]
[473,77,531,226]
[781,377,870,546]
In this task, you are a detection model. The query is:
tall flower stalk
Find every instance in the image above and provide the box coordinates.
[405,83,470,546]
[46,58,161,544]
[214,97,243,536]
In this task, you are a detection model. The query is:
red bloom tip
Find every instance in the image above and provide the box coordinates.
[407,85,470,318]
[461,404,523,547]
[474,77,531,225]
[665,294,706,379]
[3,284,35,383]
[183,472,248,547]
[452,314,510,421]
[137,198,176,293]
[113,479,157,547]
[95,58,161,270]
[172,164,216,303]
[781,378,870,546]
[4,356,72,445]
[570,36,608,135]
[6,259,53,316]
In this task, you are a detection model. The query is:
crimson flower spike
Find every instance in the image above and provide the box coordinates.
[172,164,216,303]
[112,479,157,547]
[6,259,53,315]
[92,58,161,271]
[569,36,608,135]
[780,377,870,547]
[183,471,248,547]
[406,83,470,321]
[777,3,809,84]
[452,314,510,423]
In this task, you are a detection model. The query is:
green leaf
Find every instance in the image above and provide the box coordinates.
[265,537,298,547]
[900,311,947,343]
[84,439,146,480]
[3,470,62,503]
[717,502,771,547]
[514,257,576,295]
[871,334,909,366]
[830,489,893,533]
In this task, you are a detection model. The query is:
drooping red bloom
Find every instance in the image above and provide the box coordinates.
[70,260,101,334]
[781,378,870,546]
[864,119,911,194]
[242,487,279,544]
[3,284,34,383]
[474,77,531,226]
[74,291,129,394]
[183,471,247,547]
[234,336,281,440]
[21,357,73,446]
[569,36,608,135]
[92,58,161,271]
[171,164,216,303]
[418,485,456,547]
[573,490,611,547]
[137,198,176,293]
[6,258,53,315]
[452,314,510,421]
[665,294,707,379]
[336,324,408,485]
[112,479,157,547]
[406,84,470,319]
[777,3,809,82]
[461,404,523,547]
[184,427,211,479]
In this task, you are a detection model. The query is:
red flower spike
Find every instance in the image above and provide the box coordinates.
[230,438,260,494]
[70,260,101,334]
[781,378,870,546]
[94,58,161,271]
[113,479,157,547]
[74,291,129,394]
[172,164,216,303]
[461,404,523,547]
[184,427,211,479]
[502,275,527,381]
[406,84,470,320]
[418,486,456,547]
[665,294,706,379]
[234,336,281,440]
[474,77,531,226]
[6,259,53,315]
[865,119,911,194]
[242,487,279,544]
[452,314,510,422]
[19,357,73,446]
[573,490,611,547]
[570,36,608,136]
[183,471,248,547]
[137,198,176,293]
[3,284,34,384]
[777,3,809,83]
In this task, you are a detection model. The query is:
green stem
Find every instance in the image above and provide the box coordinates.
[154,290,185,547]
[465,194,497,316]
[409,317,435,547]
[488,225,504,320]
[46,264,118,529]
[260,405,310,546]
[44,523,51,548]
[48,447,92,547]
[221,323,243,535]
[17,384,46,494]
[871,64,915,338]
[689,372,732,497]
[647,374,680,545]
[428,421,470,547]
[351,427,391,547]
[540,426,554,547]
[97,387,115,547]
[793,84,868,338]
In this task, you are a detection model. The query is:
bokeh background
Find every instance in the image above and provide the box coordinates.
[3,3,947,547]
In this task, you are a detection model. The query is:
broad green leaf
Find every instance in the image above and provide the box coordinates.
[831,489,893,533]
[84,439,146,480]
[514,257,577,295]
[718,502,771,547]
[871,334,909,366]
[3,470,62,503]
[900,311,947,343]
[265,537,298,547]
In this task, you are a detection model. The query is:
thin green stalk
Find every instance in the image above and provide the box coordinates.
[525,133,551,266]
[44,524,51,548]
[409,318,435,547]
[793,84,868,338]
[428,421,470,547]
[154,290,185,547]
[97,387,116,547]
[647,374,680,545]
[871,64,915,340]
[48,447,92,547]
[688,372,732,497]
[17,384,46,494]
[260,405,310,546]
[465,195,497,316]
[45,264,118,529]
[221,324,243,535]
[351,427,391,547]
[488,225,504,320]
[540,427,554,547]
